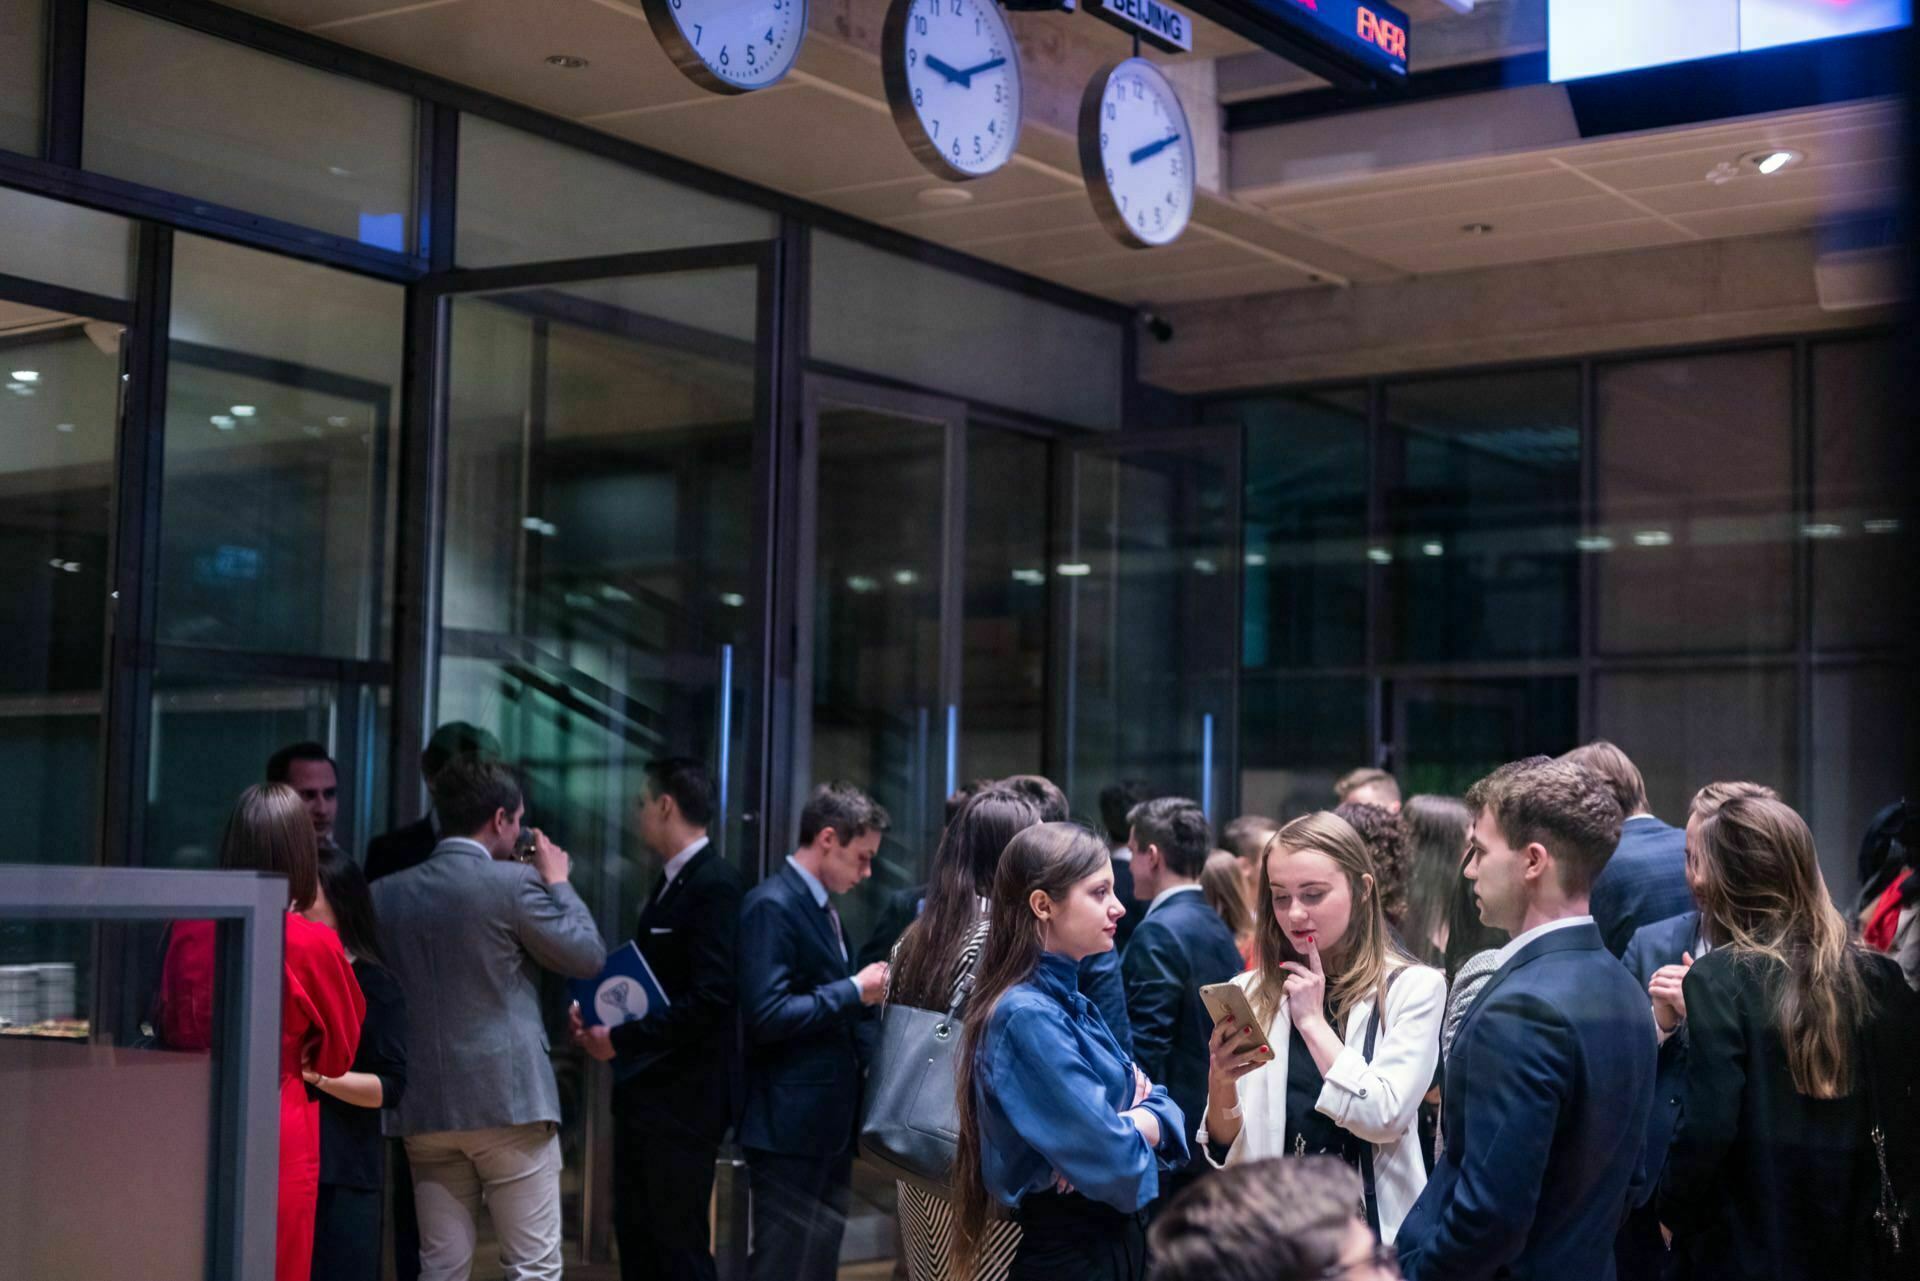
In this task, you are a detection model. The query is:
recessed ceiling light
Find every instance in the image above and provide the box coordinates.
[1055,562,1093,577]
[326,415,349,427]
[1744,148,1803,176]
[1366,547,1393,564]
[230,405,256,417]
[10,370,38,382]
[546,54,589,69]
[55,422,75,433]
[1632,529,1674,548]
[1460,222,1494,236]
[327,165,353,178]
[916,187,974,209]
[211,414,236,430]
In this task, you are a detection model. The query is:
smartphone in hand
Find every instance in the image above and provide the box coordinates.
[1199,982,1273,1059]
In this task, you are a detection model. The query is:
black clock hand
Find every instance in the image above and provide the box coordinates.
[957,56,1007,79]
[1128,133,1182,166]
[924,55,970,88]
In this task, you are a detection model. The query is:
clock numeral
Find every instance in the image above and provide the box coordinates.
[973,136,983,158]
[931,119,940,139]
[1105,166,1114,184]
[914,87,923,107]
[993,82,1003,103]
[766,29,774,44]
[1105,102,1116,122]
[914,14,928,34]
[1166,190,1176,206]
[950,0,962,14]
[693,22,702,44]
[670,0,680,7]
[746,43,756,67]
[1133,81,1144,100]
[988,120,996,136]
[719,45,729,68]
[1120,194,1128,212]
[1137,210,1147,230]
[975,17,982,34]
[909,48,918,67]
[1100,131,1108,149]
[951,137,961,160]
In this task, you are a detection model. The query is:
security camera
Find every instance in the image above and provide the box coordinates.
[1139,311,1174,344]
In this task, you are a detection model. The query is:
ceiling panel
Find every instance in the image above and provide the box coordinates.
[1382,218,1693,275]
[820,170,1082,225]
[1274,167,1596,234]
[1324,193,1651,252]
[1079,259,1323,304]
[235,0,433,27]
[1671,197,1889,241]
[880,191,1096,242]
[1631,159,1898,216]
[1573,124,1901,193]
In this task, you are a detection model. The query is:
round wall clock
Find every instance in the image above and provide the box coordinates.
[882,0,1024,181]
[642,0,808,95]
[1078,58,1195,249]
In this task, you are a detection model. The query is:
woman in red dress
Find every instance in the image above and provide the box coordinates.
[157,783,365,1281]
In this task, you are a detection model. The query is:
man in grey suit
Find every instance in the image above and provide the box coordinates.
[374,755,606,1281]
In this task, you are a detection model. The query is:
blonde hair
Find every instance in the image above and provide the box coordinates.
[1201,850,1253,944]
[1694,796,1872,1099]
[1253,812,1412,1030]
[1689,779,1778,821]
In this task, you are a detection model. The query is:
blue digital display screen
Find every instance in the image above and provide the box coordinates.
[1241,0,1412,81]
[1550,0,1910,82]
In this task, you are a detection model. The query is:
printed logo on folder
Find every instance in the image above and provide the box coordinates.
[571,941,671,1028]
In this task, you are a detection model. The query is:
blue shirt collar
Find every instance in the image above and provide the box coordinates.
[1031,950,1081,1001]
[786,854,830,907]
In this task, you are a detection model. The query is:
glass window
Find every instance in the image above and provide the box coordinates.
[456,114,773,267]
[1240,674,1371,821]
[1811,337,1909,651]
[1810,664,1913,901]
[1391,676,1579,799]
[1381,369,1582,663]
[1,0,44,156]
[0,187,136,299]
[1595,348,1795,655]
[0,317,123,865]
[84,2,415,250]
[440,266,763,935]
[810,232,1124,431]
[161,234,402,660]
[1231,388,1369,670]
[959,426,1050,783]
[1593,667,1797,823]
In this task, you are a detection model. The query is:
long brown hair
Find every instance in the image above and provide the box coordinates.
[221,783,319,911]
[952,822,1113,1275]
[1200,850,1254,945]
[1693,795,1873,1099]
[889,787,1042,1010]
[1253,812,1412,1031]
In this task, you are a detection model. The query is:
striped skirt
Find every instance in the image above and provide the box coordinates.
[897,1180,1020,1281]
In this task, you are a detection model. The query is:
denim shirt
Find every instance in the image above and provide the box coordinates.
[975,951,1189,1214]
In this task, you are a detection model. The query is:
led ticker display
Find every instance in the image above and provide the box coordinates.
[1241,0,1411,82]
[1550,0,1911,82]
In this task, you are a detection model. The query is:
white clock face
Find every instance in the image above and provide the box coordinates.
[644,0,807,95]
[1081,58,1194,248]
[884,0,1023,180]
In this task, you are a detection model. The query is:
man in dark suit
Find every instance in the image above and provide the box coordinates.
[571,757,743,1281]
[365,721,502,884]
[1100,779,1155,951]
[1561,741,1694,956]
[1120,795,1244,1209]
[738,782,891,1281]
[1396,756,1655,1281]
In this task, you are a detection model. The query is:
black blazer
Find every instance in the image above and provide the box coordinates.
[1397,922,1656,1281]
[1659,948,1920,1281]
[1120,889,1244,1157]
[317,959,407,1190]
[609,844,744,1142]
[1615,910,1699,1279]
[1590,817,1695,958]
[364,815,436,884]
[736,863,873,1158]
[1111,855,1143,952]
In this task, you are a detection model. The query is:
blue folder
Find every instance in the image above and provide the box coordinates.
[570,941,671,1029]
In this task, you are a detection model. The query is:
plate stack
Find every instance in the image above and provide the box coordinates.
[0,964,40,1029]
[37,963,77,1022]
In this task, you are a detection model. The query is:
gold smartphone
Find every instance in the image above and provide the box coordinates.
[1199,982,1274,1060]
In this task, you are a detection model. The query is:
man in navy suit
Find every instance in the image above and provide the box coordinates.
[737,782,891,1281]
[1562,741,1694,957]
[1396,756,1656,1281]
[1120,795,1245,1210]
[1100,779,1155,951]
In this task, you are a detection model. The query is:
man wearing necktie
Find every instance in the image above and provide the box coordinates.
[737,782,891,1281]
[571,757,742,1281]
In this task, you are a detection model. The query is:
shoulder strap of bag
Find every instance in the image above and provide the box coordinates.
[1358,967,1402,1236]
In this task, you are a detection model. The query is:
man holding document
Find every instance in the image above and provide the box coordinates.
[571,757,743,1281]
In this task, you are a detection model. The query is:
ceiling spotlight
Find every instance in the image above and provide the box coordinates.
[1366,547,1393,564]
[1460,222,1494,236]
[1801,522,1845,539]
[892,569,919,585]
[1744,149,1803,176]
[1632,529,1673,548]
[1863,518,1901,535]
[230,405,256,417]
[546,54,589,69]
[1421,541,1444,557]
[1055,562,1093,577]
[1011,568,1047,585]
[719,592,746,607]
[1245,552,1268,567]
[1575,534,1615,552]
[10,370,38,382]
[55,422,75,433]
[917,187,974,209]
[326,415,350,428]
[211,414,236,430]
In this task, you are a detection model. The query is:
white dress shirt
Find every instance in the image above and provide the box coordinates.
[1491,914,1594,970]
[1144,882,1203,919]
[657,835,710,894]
[787,854,862,1003]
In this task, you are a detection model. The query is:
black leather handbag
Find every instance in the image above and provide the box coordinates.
[858,955,979,1193]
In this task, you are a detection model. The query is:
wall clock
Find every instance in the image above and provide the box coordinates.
[1078,57,1194,249]
[642,0,808,95]
[882,0,1024,181]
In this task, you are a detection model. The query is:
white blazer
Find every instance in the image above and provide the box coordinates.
[1195,962,1446,1244]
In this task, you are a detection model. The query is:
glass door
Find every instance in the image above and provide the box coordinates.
[797,376,966,949]
[1059,429,1241,823]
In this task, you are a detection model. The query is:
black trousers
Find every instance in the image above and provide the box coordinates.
[312,1183,382,1281]
[1010,1192,1147,1281]
[390,1139,421,1281]
[744,1146,853,1281]
[614,1110,721,1281]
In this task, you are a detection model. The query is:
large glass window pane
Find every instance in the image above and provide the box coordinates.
[1811,337,1910,651]
[0,0,44,155]
[161,234,402,660]
[440,267,762,938]
[1381,370,1582,663]
[456,115,774,267]
[84,2,415,250]
[1241,674,1371,821]
[0,318,122,865]
[811,233,1124,431]
[1592,667,1797,824]
[1391,676,1578,799]
[0,187,135,300]
[1231,388,1369,670]
[960,426,1050,783]
[1810,665,1914,902]
[1595,349,1795,655]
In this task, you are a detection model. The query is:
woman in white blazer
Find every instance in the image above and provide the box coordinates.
[1196,811,1445,1245]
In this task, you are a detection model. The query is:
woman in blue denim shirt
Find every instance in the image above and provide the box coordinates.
[951,822,1189,1281]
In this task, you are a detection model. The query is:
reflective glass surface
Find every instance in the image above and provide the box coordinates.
[1811,336,1910,650]
[0,186,135,300]
[960,426,1050,784]
[0,0,44,156]
[1392,676,1579,800]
